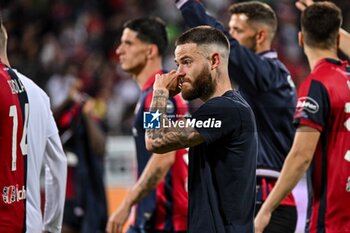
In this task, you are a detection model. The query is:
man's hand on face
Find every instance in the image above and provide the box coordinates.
[154,70,185,97]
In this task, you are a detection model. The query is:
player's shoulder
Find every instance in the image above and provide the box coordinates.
[14,70,50,99]
[15,70,38,89]
[210,90,247,108]
[311,59,347,80]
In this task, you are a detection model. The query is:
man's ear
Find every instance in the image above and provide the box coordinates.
[147,44,159,59]
[210,53,220,70]
[256,29,266,46]
[298,31,304,48]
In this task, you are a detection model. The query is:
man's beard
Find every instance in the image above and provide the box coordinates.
[182,65,216,101]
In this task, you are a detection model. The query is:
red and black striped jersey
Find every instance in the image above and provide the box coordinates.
[0,63,29,233]
[294,58,350,233]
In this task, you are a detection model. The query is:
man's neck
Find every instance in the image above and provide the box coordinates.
[304,46,338,70]
[255,41,271,54]
[0,54,10,67]
[135,60,162,88]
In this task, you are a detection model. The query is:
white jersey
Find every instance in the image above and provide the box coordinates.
[16,70,67,233]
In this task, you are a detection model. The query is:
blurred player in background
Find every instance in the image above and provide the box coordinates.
[51,64,108,233]
[255,2,350,233]
[0,22,67,233]
[146,25,258,233]
[106,17,188,233]
[174,1,297,232]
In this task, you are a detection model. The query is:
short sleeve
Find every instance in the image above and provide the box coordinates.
[191,97,241,144]
[293,78,330,132]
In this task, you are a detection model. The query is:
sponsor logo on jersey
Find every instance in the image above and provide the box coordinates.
[296,96,319,114]
[2,185,26,204]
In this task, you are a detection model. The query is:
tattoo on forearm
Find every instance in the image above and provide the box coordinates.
[134,167,162,202]
[149,124,188,146]
[149,89,168,113]
[147,89,169,143]
[146,90,204,152]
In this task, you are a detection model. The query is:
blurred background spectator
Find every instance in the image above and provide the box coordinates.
[1,0,349,135]
[51,75,109,233]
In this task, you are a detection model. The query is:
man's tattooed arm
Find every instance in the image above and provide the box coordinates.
[128,152,175,204]
[146,89,204,153]
[110,151,175,229]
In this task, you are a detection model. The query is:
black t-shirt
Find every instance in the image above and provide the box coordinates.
[188,90,257,233]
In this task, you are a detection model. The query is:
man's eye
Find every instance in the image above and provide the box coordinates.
[231,28,241,33]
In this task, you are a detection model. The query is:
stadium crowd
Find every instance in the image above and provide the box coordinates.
[2,0,348,135]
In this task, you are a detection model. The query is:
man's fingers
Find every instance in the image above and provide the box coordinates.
[106,221,112,233]
[295,1,307,11]
[118,224,124,233]
[113,223,123,233]
[111,221,119,233]
[169,69,177,75]
[106,220,122,233]
[295,0,314,11]
[112,222,117,233]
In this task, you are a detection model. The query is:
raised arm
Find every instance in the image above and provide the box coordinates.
[145,72,204,154]
[176,0,290,94]
[145,89,203,153]
[176,0,227,35]
[81,98,107,156]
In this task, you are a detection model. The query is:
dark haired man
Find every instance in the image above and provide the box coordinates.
[174,1,298,232]
[146,25,258,233]
[296,0,350,57]
[255,2,350,233]
[106,17,188,233]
